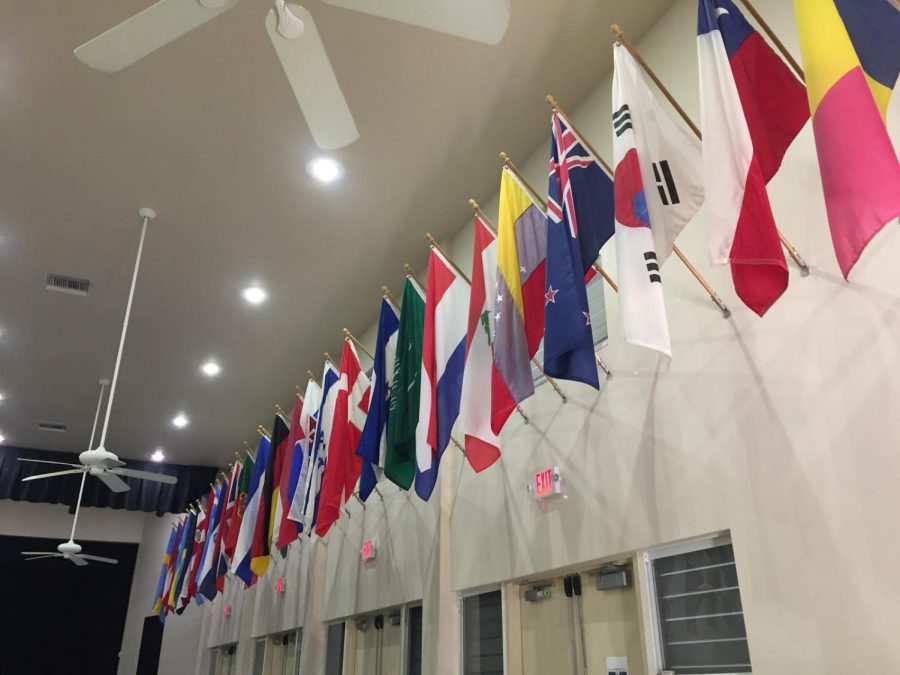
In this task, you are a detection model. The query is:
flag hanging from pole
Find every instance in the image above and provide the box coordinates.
[304,362,341,532]
[491,168,546,434]
[288,379,321,526]
[197,480,225,601]
[251,415,289,577]
[316,339,371,536]
[170,510,196,613]
[276,393,304,549]
[384,277,426,491]
[152,524,177,618]
[544,111,615,387]
[161,516,185,617]
[793,0,900,279]
[697,0,805,315]
[222,452,252,573]
[457,215,501,472]
[215,459,242,592]
[357,297,400,500]
[232,434,270,586]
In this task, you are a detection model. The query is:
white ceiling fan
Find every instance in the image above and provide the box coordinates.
[21,381,121,566]
[18,208,178,494]
[72,0,510,150]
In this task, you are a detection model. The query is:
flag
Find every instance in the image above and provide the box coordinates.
[384,277,426,490]
[183,489,211,607]
[288,379,321,526]
[793,0,900,279]
[232,435,270,586]
[414,248,468,501]
[491,168,547,433]
[197,480,225,601]
[316,340,371,536]
[251,415,289,577]
[170,510,196,613]
[152,524,177,617]
[457,215,502,472]
[215,459,242,592]
[357,297,400,500]
[833,0,900,119]
[612,44,678,357]
[544,111,615,386]
[303,362,341,532]
[161,516,185,616]
[275,394,304,549]
[697,0,807,315]
[179,505,204,609]
[222,453,252,570]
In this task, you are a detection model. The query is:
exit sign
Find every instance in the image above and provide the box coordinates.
[531,466,562,500]
[222,604,231,617]
[275,577,286,594]
[361,539,377,562]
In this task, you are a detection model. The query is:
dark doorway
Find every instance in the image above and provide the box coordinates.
[137,615,165,675]
[0,534,138,675]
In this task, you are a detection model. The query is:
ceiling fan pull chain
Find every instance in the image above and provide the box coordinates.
[97,209,155,450]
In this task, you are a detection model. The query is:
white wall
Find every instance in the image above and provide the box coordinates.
[166,0,900,672]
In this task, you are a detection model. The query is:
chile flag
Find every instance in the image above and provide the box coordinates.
[698,0,808,316]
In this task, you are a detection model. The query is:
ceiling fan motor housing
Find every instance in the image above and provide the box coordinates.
[58,541,82,555]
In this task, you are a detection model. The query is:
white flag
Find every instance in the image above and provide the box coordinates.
[287,378,322,525]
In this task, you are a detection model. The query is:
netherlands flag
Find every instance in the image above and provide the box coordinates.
[697,0,808,316]
[414,247,467,501]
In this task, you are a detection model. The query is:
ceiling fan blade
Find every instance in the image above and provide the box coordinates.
[112,467,178,485]
[21,551,60,556]
[265,3,359,150]
[320,0,509,45]
[101,457,126,469]
[23,554,63,561]
[17,458,83,468]
[74,0,239,73]
[97,471,131,493]
[21,469,86,482]
[78,554,119,564]
[68,555,89,567]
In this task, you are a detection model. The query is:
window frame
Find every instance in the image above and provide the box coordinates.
[458,584,505,675]
[323,620,347,675]
[403,602,423,675]
[642,533,750,675]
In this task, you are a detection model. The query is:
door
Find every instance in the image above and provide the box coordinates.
[581,576,645,675]
[521,581,578,675]
[136,616,165,675]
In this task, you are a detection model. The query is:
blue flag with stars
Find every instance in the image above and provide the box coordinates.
[543,111,614,389]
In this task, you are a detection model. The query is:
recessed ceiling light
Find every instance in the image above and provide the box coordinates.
[0,432,5,444]
[171,413,189,429]
[0,392,5,403]
[150,448,165,462]
[200,360,222,377]
[307,156,342,183]
[242,285,268,305]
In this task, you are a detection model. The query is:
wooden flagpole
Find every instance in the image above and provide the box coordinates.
[382,285,400,312]
[402,263,472,452]
[343,328,374,361]
[545,95,731,318]
[610,24,810,276]
[424,232,532,423]
[306,370,320,386]
[734,0,804,80]
[323,351,339,369]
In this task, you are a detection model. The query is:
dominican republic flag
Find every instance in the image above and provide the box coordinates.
[544,111,615,388]
[698,0,806,316]
[457,215,501,472]
[152,524,177,618]
[197,479,225,601]
[415,247,468,501]
[357,297,399,500]
[316,340,371,536]
[251,414,289,577]
[303,362,341,532]
[215,459,242,592]
[232,434,270,586]
[275,393,304,549]
[288,378,321,525]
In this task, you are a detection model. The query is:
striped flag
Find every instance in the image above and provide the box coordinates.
[490,168,546,433]
[251,415,289,577]
[288,379,322,526]
[275,394,304,549]
[303,362,341,532]
[793,0,900,278]
[197,480,225,601]
[152,524,177,618]
[457,215,501,472]
[232,434,270,585]
[170,510,196,613]
[215,459,242,592]
[415,247,468,500]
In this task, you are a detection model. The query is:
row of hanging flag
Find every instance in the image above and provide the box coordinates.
[152,0,900,620]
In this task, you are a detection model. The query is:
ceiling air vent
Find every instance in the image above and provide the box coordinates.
[45,273,91,297]
[37,421,68,433]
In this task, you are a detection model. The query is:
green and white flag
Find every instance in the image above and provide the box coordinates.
[384,276,426,490]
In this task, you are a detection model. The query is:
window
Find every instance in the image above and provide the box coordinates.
[647,538,751,674]
[252,637,267,675]
[324,622,346,675]
[210,644,237,675]
[530,273,608,382]
[406,605,423,675]
[462,590,504,675]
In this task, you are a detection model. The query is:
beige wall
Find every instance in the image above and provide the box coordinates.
[166,0,900,672]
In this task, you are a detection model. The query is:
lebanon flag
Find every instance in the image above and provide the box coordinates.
[698,0,807,315]
[275,393,304,549]
[457,215,501,472]
[415,247,468,500]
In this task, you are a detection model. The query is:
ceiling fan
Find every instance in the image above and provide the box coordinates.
[72,0,510,150]
[20,381,124,566]
[18,209,177,494]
